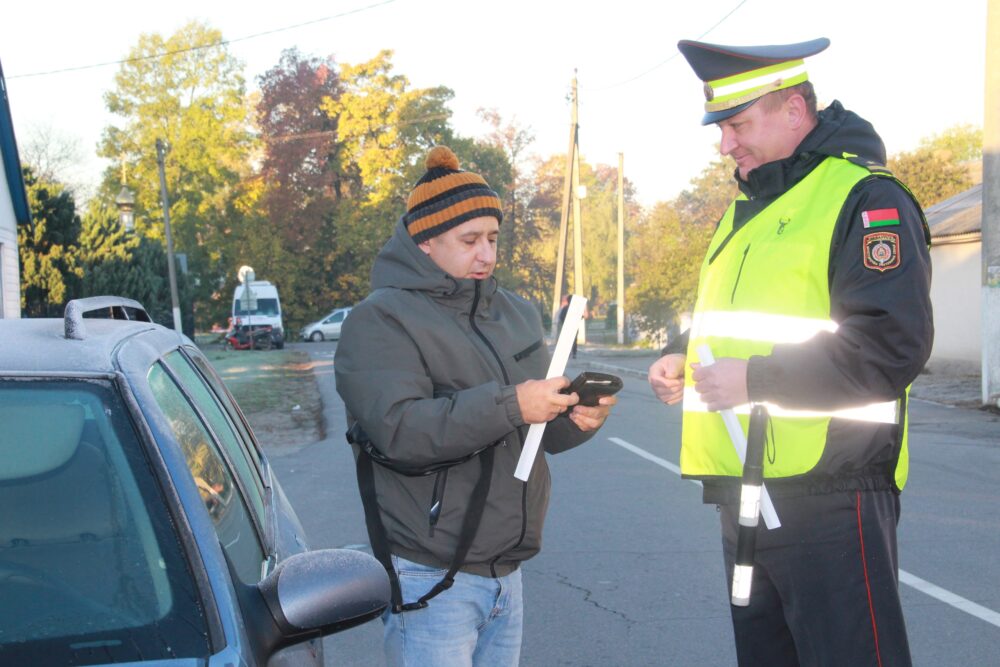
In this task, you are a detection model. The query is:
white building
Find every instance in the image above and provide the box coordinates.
[925,184,982,371]
[0,58,29,319]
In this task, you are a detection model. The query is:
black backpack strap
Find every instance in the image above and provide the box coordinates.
[355,450,404,610]
[403,446,495,611]
[350,424,498,614]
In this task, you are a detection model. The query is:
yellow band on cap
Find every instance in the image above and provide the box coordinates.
[703,59,808,113]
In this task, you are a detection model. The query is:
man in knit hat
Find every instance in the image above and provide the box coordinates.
[648,38,931,665]
[335,146,616,666]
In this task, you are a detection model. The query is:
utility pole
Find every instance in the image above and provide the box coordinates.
[984,0,1000,406]
[155,139,183,333]
[572,89,586,345]
[617,152,625,345]
[551,75,577,339]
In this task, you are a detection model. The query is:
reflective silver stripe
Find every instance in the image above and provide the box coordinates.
[691,310,838,345]
[683,387,899,424]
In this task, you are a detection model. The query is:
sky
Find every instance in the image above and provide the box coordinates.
[0,0,989,208]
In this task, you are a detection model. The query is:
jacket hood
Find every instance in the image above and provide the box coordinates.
[738,100,887,199]
[370,217,497,303]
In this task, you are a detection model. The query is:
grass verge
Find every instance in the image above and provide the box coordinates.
[201,347,324,448]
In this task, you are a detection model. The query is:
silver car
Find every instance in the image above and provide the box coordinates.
[0,296,388,666]
[300,307,352,342]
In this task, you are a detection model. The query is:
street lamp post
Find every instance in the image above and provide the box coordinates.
[155,139,183,333]
[115,156,135,233]
[115,185,135,233]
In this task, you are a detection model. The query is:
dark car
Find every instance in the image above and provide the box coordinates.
[0,296,389,666]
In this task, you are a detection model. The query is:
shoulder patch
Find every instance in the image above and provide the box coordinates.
[862,208,900,228]
[863,231,901,272]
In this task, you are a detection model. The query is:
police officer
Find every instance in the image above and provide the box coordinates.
[649,38,932,666]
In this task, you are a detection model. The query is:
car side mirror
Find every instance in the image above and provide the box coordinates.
[247,549,390,657]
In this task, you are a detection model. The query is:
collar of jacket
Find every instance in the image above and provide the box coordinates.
[736,100,887,201]
[370,217,500,312]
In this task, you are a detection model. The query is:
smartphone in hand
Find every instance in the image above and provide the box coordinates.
[561,371,623,407]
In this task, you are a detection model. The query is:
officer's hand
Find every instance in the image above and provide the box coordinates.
[691,357,748,411]
[649,353,686,405]
[516,377,578,424]
[569,394,617,432]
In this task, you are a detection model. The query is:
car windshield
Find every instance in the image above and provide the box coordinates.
[0,379,211,665]
[233,297,279,317]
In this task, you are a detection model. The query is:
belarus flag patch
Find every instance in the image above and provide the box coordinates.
[862,208,900,228]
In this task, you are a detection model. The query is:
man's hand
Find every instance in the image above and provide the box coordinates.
[648,353,686,405]
[568,395,617,432]
[516,377,578,424]
[691,357,749,411]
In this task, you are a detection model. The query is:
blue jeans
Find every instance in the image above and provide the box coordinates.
[383,555,524,667]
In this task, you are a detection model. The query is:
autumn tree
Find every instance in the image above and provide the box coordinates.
[317,50,458,307]
[674,152,738,227]
[253,48,344,326]
[889,147,972,209]
[477,108,534,273]
[98,20,253,325]
[889,124,981,208]
[627,201,713,340]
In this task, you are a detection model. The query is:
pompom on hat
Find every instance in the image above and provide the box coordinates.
[405,146,503,243]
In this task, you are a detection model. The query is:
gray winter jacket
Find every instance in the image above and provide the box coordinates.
[334,219,594,577]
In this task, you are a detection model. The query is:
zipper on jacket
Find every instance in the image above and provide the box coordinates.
[470,280,530,576]
[428,469,449,537]
[731,245,750,304]
[469,281,510,385]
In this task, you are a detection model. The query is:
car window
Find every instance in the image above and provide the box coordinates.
[162,350,267,530]
[330,311,344,323]
[0,379,211,665]
[183,348,265,472]
[148,363,266,585]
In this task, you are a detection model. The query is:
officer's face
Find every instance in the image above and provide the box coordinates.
[717,98,804,180]
[419,216,500,280]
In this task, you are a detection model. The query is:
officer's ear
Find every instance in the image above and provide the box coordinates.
[785,93,808,131]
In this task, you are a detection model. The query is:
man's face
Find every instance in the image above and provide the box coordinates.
[717,99,801,180]
[419,216,500,280]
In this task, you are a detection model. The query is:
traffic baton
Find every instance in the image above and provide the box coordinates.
[731,404,769,607]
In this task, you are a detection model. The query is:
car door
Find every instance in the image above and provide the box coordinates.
[149,349,321,666]
[322,309,346,338]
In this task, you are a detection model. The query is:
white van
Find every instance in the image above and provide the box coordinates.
[232,280,285,348]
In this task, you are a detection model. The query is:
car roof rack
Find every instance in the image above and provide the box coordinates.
[64,296,153,340]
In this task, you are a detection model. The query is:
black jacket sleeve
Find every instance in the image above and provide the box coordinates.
[747,176,933,409]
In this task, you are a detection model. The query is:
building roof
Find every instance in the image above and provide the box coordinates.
[924,183,981,243]
[0,57,30,226]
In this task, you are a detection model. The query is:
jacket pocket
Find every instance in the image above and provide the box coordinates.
[427,468,449,537]
[513,339,543,362]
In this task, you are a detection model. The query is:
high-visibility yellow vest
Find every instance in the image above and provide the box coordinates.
[681,156,911,489]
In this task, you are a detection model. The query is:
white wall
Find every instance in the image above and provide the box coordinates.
[928,241,980,364]
[0,150,22,318]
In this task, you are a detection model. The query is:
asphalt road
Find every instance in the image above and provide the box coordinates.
[268,341,1000,666]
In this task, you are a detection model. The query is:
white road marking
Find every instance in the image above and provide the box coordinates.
[899,570,1000,629]
[607,436,1000,629]
[607,437,700,487]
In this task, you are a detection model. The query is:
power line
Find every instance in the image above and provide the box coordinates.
[589,0,749,92]
[6,0,397,80]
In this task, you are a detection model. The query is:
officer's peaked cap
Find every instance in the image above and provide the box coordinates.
[677,38,830,125]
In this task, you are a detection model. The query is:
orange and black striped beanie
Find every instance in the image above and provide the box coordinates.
[405,146,503,243]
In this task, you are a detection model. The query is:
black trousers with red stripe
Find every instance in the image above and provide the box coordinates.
[720,490,912,667]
